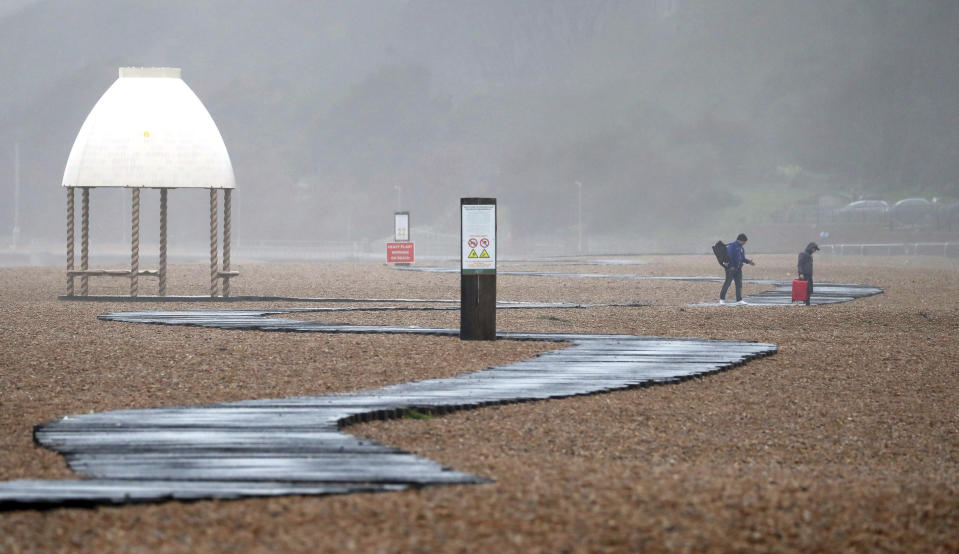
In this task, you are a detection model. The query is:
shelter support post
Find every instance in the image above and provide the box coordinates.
[130,188,140,297]
[222,189,232,297]
[209,188,218,297]
[159,189,167,296]
[80,187,89,295]
[66,188,75,296]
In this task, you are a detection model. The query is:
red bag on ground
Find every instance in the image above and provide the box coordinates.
[792,279,808,302]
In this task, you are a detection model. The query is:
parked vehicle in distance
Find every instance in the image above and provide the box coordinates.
[835,199,889,222]
[891,198,933,226]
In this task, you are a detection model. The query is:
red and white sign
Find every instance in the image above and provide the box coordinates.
[461,203,496,274]
[387,242,414,263]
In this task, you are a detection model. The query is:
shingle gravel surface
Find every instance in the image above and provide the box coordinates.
[1,254,957,553]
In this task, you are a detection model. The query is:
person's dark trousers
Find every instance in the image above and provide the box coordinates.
[804,277,814,306]
[720,266,743,301]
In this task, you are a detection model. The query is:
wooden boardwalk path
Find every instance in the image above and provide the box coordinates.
[3,270,883,509]
[735,281,882,305]
[395,267,884,306]
[0,311,775,509]
[694,281,883,306]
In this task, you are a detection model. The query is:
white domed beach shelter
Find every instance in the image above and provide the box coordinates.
[62,67,238,297]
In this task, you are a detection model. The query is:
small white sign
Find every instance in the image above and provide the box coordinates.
[462,204,495,274]
[394,212,409,242]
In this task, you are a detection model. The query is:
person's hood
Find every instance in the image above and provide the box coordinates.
[806,242,820,253]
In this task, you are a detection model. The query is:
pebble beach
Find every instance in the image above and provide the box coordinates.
[1,254,957,552]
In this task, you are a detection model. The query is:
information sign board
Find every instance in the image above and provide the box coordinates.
[461,203,495,274]
[394,212,410,242]
[387,242,414,263]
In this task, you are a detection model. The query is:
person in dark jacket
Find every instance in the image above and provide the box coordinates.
[797,242,819,305]
[719,233,755,304]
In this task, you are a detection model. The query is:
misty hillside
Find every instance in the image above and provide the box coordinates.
[2,0,958,252]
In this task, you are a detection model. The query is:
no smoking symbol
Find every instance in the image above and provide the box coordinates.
[468,238,478,248]
[479,238,490,248]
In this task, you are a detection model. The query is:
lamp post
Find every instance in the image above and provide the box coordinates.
[575,181,582,253]
[12,142,20,249]
[394,185,402,211]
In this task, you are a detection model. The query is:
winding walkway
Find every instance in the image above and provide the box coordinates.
[0,273,882,509]
[0,310,774,509]
[395,266,884,306]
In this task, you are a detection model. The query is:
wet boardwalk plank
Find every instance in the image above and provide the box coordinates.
[0,314,776,509]
[4,272,883,509]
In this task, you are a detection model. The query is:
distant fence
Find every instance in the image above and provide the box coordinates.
[775,205,959,232]
[820,242,959,258]
[236,231,462,262]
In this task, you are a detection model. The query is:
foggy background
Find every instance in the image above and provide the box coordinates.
[2,0,958,262]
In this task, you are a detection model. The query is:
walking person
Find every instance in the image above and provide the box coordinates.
[797,242,819,306]
[719,233,755,304]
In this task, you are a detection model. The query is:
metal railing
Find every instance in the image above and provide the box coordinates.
[820,242,958,258]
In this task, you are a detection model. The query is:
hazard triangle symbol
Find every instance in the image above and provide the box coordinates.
[468,249,478,258]
[479,249,489,258]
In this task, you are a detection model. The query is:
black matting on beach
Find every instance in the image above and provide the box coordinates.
[0,312,775,509]
[722,281,883,306]
[394,267,884,306]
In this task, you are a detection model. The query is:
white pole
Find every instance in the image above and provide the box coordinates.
[394,185,402,211]
[576,181,582,253]
[12,142,20,248]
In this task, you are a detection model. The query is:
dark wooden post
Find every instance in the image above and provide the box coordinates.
[460,198,496,340]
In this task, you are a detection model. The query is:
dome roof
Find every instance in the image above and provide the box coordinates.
[62,67,235,189]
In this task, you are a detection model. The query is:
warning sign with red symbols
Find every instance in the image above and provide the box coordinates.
[461,204,495,274]
[387,242,414,263]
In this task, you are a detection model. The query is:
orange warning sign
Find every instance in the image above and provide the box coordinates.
[387,242,415,263]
